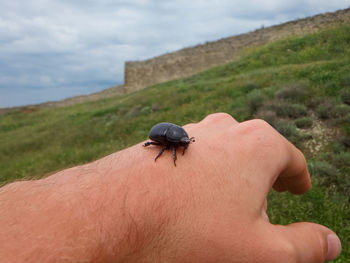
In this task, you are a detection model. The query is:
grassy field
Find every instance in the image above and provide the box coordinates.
[1,25,350,261]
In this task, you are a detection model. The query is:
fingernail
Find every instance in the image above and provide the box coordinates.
[326,234,341,261]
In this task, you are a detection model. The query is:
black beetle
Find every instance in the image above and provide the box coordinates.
[143,122,195,166]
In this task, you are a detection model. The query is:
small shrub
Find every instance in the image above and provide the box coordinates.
[140,106,151,115]
[299,132,313,141]
[330,151,350,168]
[331,104,350,118]
[309,159,350,195]
[337,113,350,124]
[275,122,297,138]
[151,103,161,112]
[294,117,313,128]
[308,161,339,187]
[316,100,350,120]
[339,135,350,149]
[246,89,266,113]
[243,83,259,93]
[274,122,300,144]
[340,89,350,105]
[232,105,251,122]
[339,88,350,105]
[309,161,337,178]
[285,103,308,119]
[274,121,311,147]
[275,84,308,103]
[271,101,308,119]
[126,105,142,118]
[341,76,350,87]
[257,110,278,127]
[307,97,324,109]
[316,100,335,119]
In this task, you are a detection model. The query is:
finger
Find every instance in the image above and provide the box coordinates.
[236,119,310,195]
[273,144,311,195]
[272,222,341,262]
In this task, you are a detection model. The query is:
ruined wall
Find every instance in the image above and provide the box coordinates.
[124,8,350,92]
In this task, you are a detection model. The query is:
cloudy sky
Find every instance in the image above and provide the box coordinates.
[0,0,349,108]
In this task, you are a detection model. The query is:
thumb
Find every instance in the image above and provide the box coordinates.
[273,222,341,262]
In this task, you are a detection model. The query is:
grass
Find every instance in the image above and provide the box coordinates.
[295,117,313,128]
[1,25,350,261]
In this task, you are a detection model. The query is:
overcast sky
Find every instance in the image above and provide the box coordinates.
[0,0,349,108]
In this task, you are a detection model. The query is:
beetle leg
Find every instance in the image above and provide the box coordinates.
[182,144,188,155]
[155,146,168,161]
[143,141,162,147]
[172,146,177,166]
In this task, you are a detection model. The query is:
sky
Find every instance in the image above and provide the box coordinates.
[0,0,349,108]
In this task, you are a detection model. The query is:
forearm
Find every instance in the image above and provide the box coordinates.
[0,145,170,262]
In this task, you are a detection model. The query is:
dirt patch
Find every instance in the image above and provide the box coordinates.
[303,117,339,157]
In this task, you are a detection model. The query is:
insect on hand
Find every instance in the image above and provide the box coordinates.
[143,122,195,166]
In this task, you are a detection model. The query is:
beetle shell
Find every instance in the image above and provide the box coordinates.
[149,122,189,145]
[143,122,194,166]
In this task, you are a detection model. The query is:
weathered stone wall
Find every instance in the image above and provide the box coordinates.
[124,8,350,92]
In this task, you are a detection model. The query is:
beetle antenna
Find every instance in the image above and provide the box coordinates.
[189,137,195,143]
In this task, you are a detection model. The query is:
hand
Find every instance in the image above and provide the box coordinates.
[135,113,341,262]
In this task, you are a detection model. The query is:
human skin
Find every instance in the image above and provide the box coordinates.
[0,113,341,262]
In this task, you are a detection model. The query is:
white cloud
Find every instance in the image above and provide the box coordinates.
[0,0,349,107]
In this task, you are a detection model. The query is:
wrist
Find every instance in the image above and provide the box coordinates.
[91,144,180,262]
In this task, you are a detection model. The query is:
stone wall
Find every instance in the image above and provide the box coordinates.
[124,8,350,92]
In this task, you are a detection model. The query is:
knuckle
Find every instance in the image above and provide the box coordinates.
[238,119,277,143]
[202,112,236,124]
[258,234,298,263]
[236,119,286,156]
[243,119,272,132]
[250,230,298,263]
[273,240,298,263]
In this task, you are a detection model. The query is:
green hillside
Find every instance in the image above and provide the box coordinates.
[1,25,350,261]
